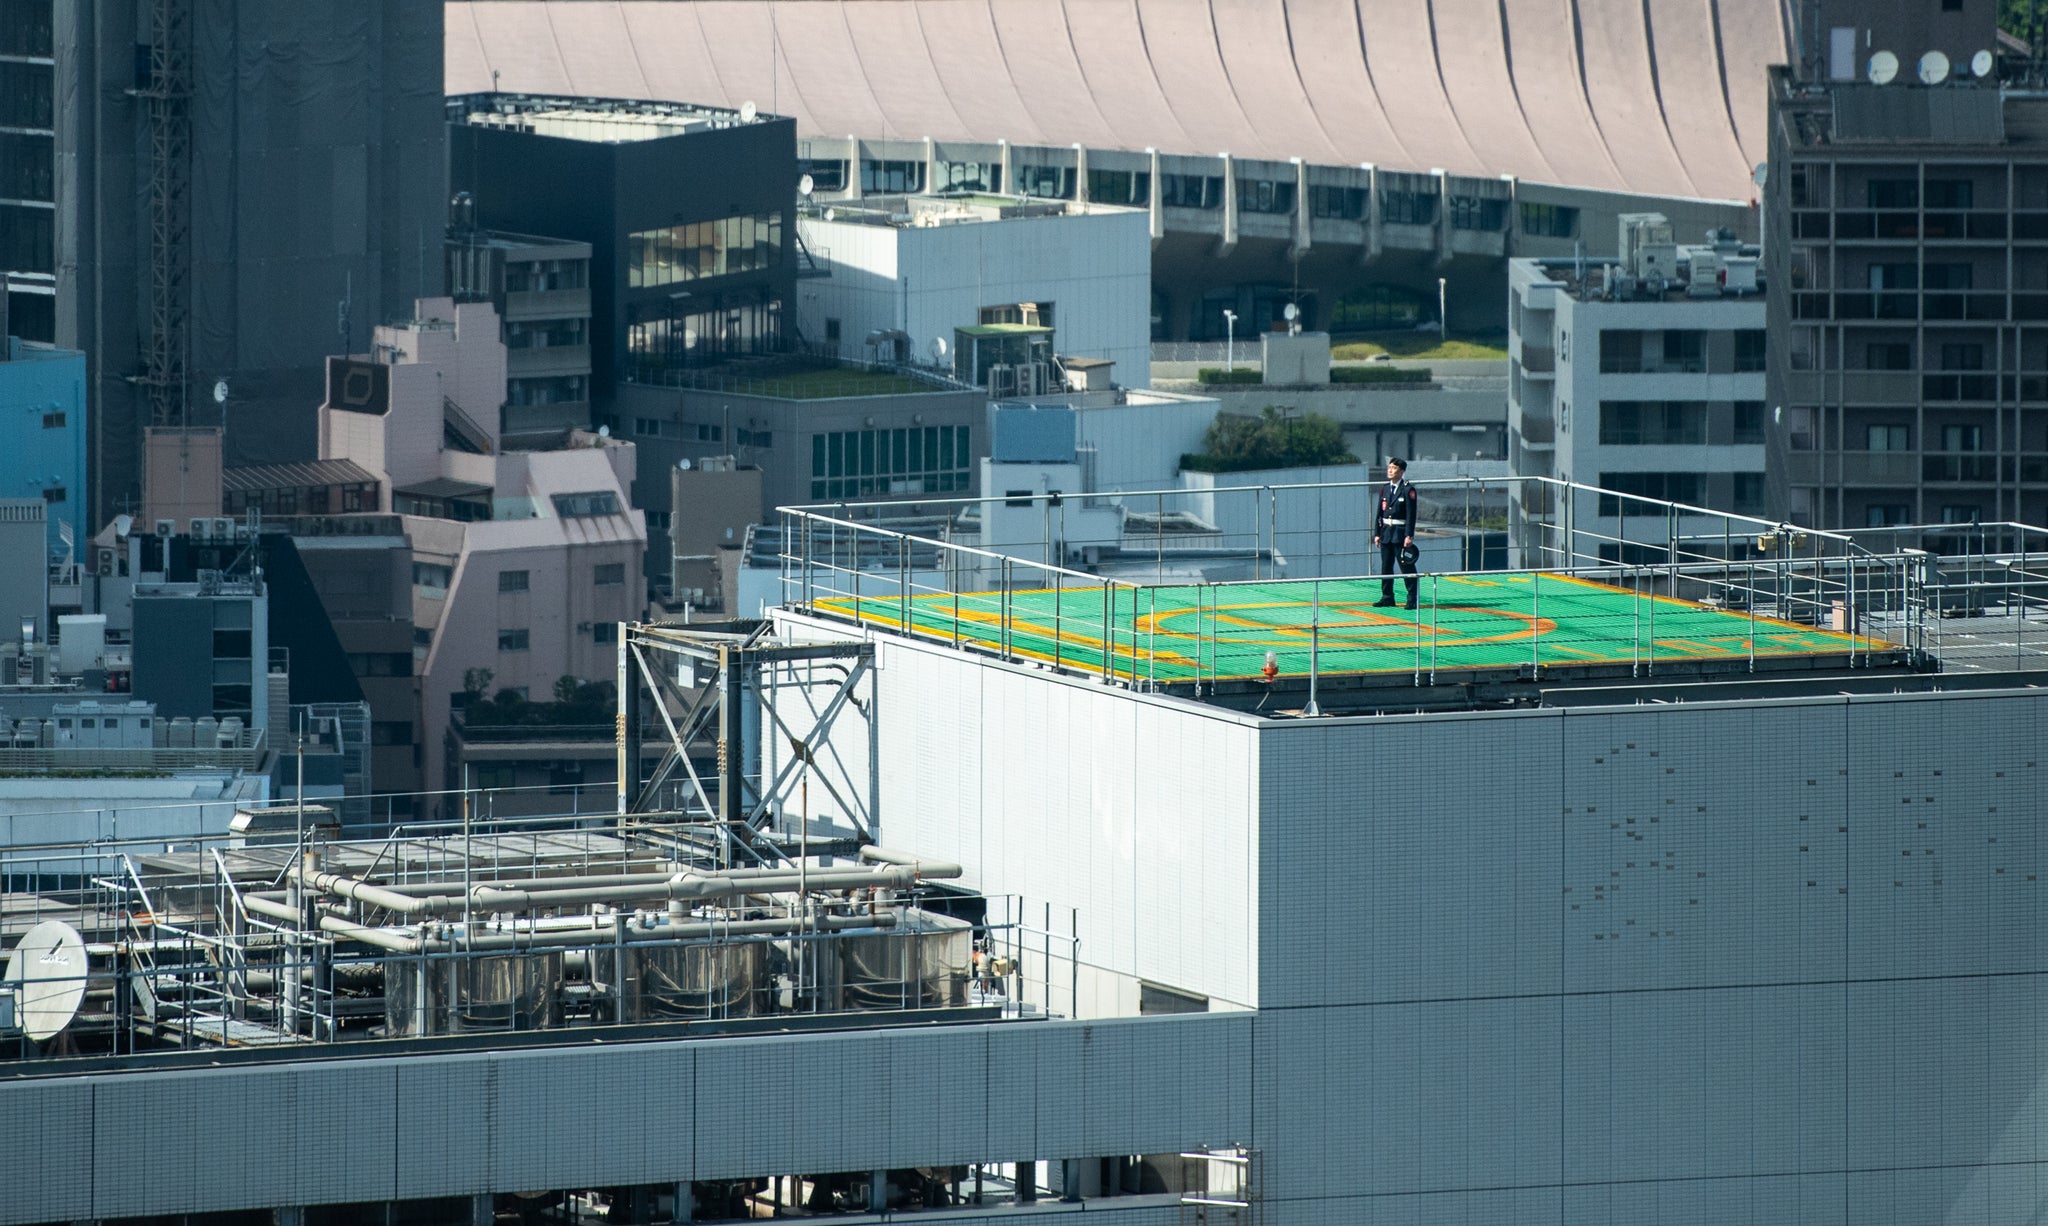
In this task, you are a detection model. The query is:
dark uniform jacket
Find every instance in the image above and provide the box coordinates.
[1376,479,1418,543]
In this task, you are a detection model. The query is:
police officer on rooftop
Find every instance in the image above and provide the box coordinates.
[1372,457,1419,609]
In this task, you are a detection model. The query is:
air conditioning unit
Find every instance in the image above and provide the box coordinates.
[154,519,175,539]
[212,517,235,539]
[95,548,116,577]
[190,518,211,540]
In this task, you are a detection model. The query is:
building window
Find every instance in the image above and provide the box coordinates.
[1598,402,1707,446]
[1867,342,1912,370]
[736,426,772,448]
[1732,473,1766,514]
[41,486,64,502]
[646,511,671,530]
[625,212,784,288]
[1866,503,1911,527]
[1867,179,1918,209]
[1308,184,1367,220]
[497,629,530,652]
[1160,174,1223,210]
[1599,330,1643,373]
[693,424,724,443]
[634,417,672,438]
[810,425,972,499]
[472,763,517,790]
[1941,504,1981,523]
[370,721,412,746]
[1448,196,1506,231]
[1925,178,1973,209]
[498,570,530,593]
[1867,425,1910,451]
[799,158,847,192]
[934,161,1000,193]
[592,622,618,644]
[1942,424,1983,451]
[1085,167,1148,205]
[1732,402,1765,445]
[594,562,625,586]
[1597,472,1706,516]
[859,159,924,194]
[1016,164,1076,199]
[1378,189,1437,226]
[41,411,65,429]
[1662,330,1705,372]
[411,562,452,597]
[551,491,620,518]
[825,318,841,344]
[1733,330,1766,372]
[548,761,586,795]
[1520,202,1578,237]
[1235,178,1296,215]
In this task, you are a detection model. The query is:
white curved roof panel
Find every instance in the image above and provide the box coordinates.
[446,0,1788,200]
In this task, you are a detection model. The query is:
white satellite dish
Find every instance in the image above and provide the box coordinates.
[597,423,610,438]
[798,173,815,199]
[930,335,949,361]
[4,919,88,1042]
[739,100,757,123]
[1868,50,1899,85]
[1972,49,1994,79]
[114,513,134,538]
[1283,303,1299,322]
[823,208,836,222]
[1919,50,1951,86]
[213,378,229,405]
[1752,162,1769,189]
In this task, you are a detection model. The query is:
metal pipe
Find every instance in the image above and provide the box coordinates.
[318,910,899,954]
[857,846,964,878]
[289,865,919,917]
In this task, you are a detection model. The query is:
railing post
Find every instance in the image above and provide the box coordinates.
[1306,579,1321,716]
[1531,569,1541,675]
[1101,581,1115,682]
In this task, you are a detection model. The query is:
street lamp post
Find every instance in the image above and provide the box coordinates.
[1222,308,1238,372]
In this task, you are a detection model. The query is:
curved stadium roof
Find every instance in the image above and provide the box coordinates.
[446,0,1788,202]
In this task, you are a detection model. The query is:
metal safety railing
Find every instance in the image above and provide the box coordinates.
[776,476,1939,689]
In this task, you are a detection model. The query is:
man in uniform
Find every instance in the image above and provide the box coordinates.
[1372,457,1419,609]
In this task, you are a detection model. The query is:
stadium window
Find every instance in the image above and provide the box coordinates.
[1234,178,1296,215]
[1016,164,1075,199]
[1160,173,1224,210]
[860,159,924,194]
[936,161,1001,193]
[1379,188,1437,226]
[799,158,847,192]
[1448,196,1506,231]
[1519,202,1578,238]
[1086,167,1149,205]
[1308,184,1367,220]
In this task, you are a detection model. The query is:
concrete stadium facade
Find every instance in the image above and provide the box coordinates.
[443,0,1787,338]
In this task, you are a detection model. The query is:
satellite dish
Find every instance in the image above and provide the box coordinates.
[213,379,229,405]
[930,336,949,361]
[4,920,89,1042]
[1868,50,1899,85]
[597,424,610,438]
[1283,303,1299,322]
[1752,162,1769,188]
[1972,49,1994,79]
[676,457,691,472]
[798,173,815,198]
[1919,50,1950,86]
[739,100,757,123]
[114,513,134,538]
[823,208,837,222]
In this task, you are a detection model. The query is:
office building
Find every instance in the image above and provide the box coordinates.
[53,1,446,527]
[0,330,85,560]
[0,1,54,342]
[446,93,797,406]
[1764,0,2046,536]
[1509,216,1768,560]
[446,223,596,437]
[797,193,1151,386]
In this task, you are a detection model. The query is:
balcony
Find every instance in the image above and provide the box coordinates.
[1922,454,2007,483]
[1835,452,1919,484]
[1517,344,1554,375]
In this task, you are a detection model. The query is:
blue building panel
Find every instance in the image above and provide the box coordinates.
[0,336,88,558]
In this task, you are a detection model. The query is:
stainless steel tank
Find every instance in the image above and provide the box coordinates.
[831,908,973,1011]
[385,949,562,1037]
[601,936,766,1022]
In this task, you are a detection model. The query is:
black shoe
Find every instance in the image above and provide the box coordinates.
[1373,597,1397,608]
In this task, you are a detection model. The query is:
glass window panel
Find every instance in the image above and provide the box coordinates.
[925,427,939,473]
[908,428,923,472]
[813,434,827,477]
[860,431,875,476]
[892,430,907,473]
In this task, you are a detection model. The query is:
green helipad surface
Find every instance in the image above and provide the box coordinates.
[814,572,1885,683]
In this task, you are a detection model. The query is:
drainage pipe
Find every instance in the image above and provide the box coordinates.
[289,865,918,917]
